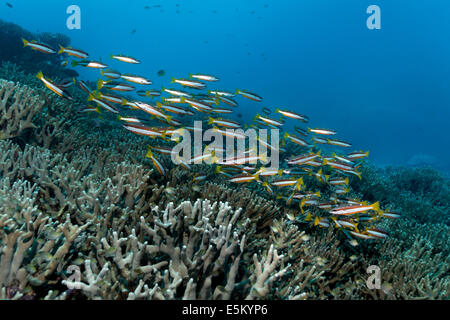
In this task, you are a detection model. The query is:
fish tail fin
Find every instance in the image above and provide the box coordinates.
[366,151,370,157]
[314,216,320,226]
[58,45,65,55]
[207,117,214,125]
[171,77,176,83]
[22,38,29,47]
[87,94,94,102]
[296,178,304,191]
[284,132,289,139]
[300,199,306,210]
[95,107,101,114]
[36,71,44,80]
[146,149,153,159]
[71,60,78,67]
[91,90,100,99]
[97,79,103,90]
[100,69,105,77]
[372,201,380,212]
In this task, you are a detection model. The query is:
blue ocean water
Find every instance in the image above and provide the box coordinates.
[1,0,449,171]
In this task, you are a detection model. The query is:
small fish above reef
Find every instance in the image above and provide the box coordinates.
[276,108,309,122]
[87,94,119,113]
[207,117,241,129]
[172,78,206,90]
[101,69,121,79]
[111,54,141,64]
[157,70,166,77]
[236,89,263,102]
[190,74,219,82]
[218,96,238,107]
[58,78,75,89]
[97,80,135,92]
[254,114,284,127]
[121,74,152,85]
[36,72,72,100]
[146,150,166,176]
[138,90,161,98]
[135,102,172,122]
[209,90,235,97]
[72,60,108,69]
[78,105,100,114]
[122,124,166,138]
[22,39,56,54]
[78,80,93,94]
[330,201,380,216]
[58,45,89,59]
[308,128,337,135]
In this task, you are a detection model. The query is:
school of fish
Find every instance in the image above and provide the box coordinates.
[25,38,400,243]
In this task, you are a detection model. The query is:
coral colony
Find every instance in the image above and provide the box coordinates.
[0,20,448,300]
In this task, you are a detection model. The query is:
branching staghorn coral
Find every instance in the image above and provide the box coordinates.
[245,244,289,300]
[360,235,450,300]
[2,148,290,300]
[57,199,288,300]
[0,79,44,140]
[0,139,153,218]
[0,177,89,299]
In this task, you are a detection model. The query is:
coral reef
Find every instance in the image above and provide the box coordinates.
[0,80,44,140]
[0,21,448,300]
[1,116,448,300]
